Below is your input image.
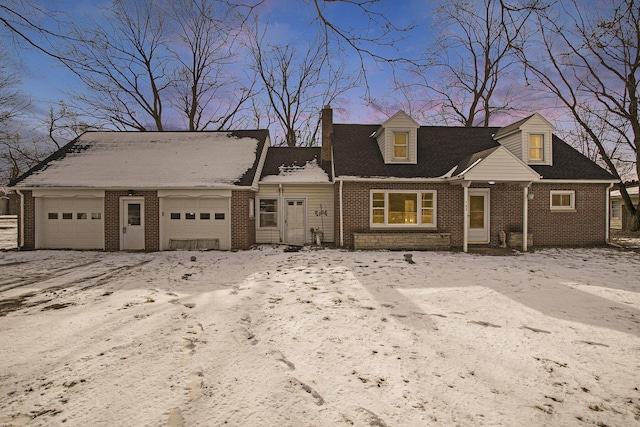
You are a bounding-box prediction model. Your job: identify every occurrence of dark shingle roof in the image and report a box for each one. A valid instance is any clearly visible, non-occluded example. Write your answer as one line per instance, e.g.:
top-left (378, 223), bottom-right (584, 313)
top-left (332, 124), bottom-right (614, 181)
top-left (530, 135), bottom-right (615, 180)
top-left (260, 147), bottom-right (331, 179)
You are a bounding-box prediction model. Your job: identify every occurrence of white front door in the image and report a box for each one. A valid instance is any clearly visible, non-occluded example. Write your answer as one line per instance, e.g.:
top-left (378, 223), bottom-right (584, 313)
top-left (121, 198), bottom-right (145, 250)
top-left (285, 199), bottom-right (306, 246)
top-left (468, 189), bottom-right (490, 243)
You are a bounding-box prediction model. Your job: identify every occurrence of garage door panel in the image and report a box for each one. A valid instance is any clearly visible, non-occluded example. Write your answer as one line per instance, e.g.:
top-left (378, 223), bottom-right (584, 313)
top-left (163, 198), bottom-right (230, 250)
top-left (40, 198), bottom-right (104, 249)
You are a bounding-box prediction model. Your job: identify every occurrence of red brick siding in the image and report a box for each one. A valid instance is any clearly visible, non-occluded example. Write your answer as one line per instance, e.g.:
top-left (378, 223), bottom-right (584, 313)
top-left (231, 191), bottom-right (256, 250)
top-left (335, 181), bottom-right (608, 249)
top-left (104, 191), bottom-right (159, 251)
top-left (16, 190), bottom-right (35, 250)
top-left (528, 183), bottom-right (607, 246)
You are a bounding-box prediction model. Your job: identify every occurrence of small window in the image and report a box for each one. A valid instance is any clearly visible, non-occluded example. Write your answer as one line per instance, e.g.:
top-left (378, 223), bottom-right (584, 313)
top-left (393, 132), bottom-right (408, 159)
top-left (91, 212), bottom-right (102, 220)
top-left (77, 213), bottom-right (87, 220)
top-left (611, 200), bottom-right (620, 219)
top-left (62, 213), bottom-right (73, 220)
top-left (200, 213), bottom-right (211, 220)
top-left (550, 190), bottom-right (575, 210)
top-left (185, 212), bottom-right (196, 220)
top-left (259, 199), bottom-right (278, 228)
top-left (529, 134), bottom-right (544, 161)
top-left (48, 213), bottom-right (59, 220)
top-left (170, 213), bottom-right (181, 220)
top-left (214, 213), bottom-right (225, 220)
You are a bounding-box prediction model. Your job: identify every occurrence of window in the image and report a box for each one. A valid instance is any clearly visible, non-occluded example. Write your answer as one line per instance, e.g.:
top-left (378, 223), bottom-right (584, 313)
top-left (550, 190), bottom-right (575, 210)
top-left (214, 213), bottom-right (225, 220)
top-left (91, 213), bottom-right (102, 220)
top-left (77, 213), bottom-right (87, 220)
top-left (200, 213), bottom-right (211, 220)
top-left (48, 213), bottom-right (58, 220)
top-left (529, 134), bottom-right (544, 161)
top-left (370, 191), bottom-right (436, 227)
top-left (259, 199), bottom-right (277, 228)
top-left (185, 212), bottom-right (196, 220)
top-left (611, 200), bottom-right (620, 219)
top-left (393, 132), bottom-right (408, 159)
top-left (62, 213), bottom-right (73, 220)
top-left (170, 213), bottom-right (181, 220)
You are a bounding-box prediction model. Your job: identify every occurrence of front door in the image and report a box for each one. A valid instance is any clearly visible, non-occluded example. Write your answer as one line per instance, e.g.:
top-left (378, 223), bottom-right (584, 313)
top-left (468, 189), bottom-right (489, 243)
top-left (285, 199), bottom-right (305, 246)
top-left (121, 198), bottom-right (145, 250)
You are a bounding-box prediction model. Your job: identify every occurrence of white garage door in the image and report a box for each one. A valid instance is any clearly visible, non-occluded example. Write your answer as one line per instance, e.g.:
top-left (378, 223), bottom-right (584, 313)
top-left (162, 198), bottom-right (230, 250)
top-left (39, 198), bottom-right (104, 249)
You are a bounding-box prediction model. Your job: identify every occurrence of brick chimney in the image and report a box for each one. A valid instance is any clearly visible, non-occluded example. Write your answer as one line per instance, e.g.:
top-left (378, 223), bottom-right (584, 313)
top-left (321, 105), bottom-right (333, 165)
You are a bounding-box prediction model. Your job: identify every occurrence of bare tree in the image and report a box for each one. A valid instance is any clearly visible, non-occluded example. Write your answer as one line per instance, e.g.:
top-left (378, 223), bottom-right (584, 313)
top-left (168, 0), bottom-right (256, 131)
top-left (247, 19), bottom-right (357, 146)
top-left (521, 0), bottom-right (640, 230)
top-left (402, 0), bottom-right (541, 127)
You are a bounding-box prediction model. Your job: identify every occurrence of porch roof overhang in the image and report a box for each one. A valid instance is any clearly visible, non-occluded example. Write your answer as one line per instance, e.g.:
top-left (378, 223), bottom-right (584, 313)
top-left (448, 146), bottom-right (541, 185)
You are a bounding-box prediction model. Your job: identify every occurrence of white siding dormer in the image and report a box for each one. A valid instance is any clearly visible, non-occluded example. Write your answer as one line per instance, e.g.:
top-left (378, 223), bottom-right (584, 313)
top-left (494, 113), bottom-right (554, 166)
top-left (377, 111), bottom-right (419, 164)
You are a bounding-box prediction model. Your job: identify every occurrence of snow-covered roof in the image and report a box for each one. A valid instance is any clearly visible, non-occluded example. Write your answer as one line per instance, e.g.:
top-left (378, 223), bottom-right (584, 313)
top-left (13, 131), bottom-right (267, 188)
top-left (261, 159), bottom-right (329, 183)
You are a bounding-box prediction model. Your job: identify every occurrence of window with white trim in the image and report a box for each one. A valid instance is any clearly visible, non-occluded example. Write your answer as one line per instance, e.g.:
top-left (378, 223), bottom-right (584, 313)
top-left (371, 190), bottom-right (436, 227)
top-left (259, 198), bottom-right (278, 228)
top-left (529, 134), bottom-right (544, 161)
top-left (393, 132), bottom-right (408, 159)
top-left (550, 190), bottom-right (575, 210)
top-left (611, 200), bottom-right (620, 219)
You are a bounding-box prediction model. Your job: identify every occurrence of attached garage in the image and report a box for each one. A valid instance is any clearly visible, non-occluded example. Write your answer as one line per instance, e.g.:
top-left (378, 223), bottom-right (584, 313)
top-left (35, 192), bottom-right (104, 249)
top-left (160, 193), bottom-right (231, 250)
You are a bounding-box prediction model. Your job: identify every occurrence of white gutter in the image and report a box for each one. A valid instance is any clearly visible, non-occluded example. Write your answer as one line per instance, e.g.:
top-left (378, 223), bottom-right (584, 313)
top-left (523, 185), bottom-right (530, 252)
top-left (16, 189), bottom-right (24, 249)
top-left (606, 183), bottom-right (614, 242)
top-left (339, 179), bottom-right (344, 248)
top-left (462, 183), bottom-right (469, 253)
top-left (279, 184), bottom-right (284, 243)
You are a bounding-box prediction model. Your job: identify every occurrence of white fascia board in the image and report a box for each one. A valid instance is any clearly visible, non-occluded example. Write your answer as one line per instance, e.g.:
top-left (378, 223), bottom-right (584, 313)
top-left (252, 136), bottom-right (271, 191)
top-left (334, 176), bottom-right (446, 183)
top-left (537, 179), bottom-right (619, 184)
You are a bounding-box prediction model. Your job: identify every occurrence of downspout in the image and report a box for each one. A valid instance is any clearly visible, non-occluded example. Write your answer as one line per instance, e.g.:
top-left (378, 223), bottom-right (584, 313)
top-left (279, 183), bottom-right (283, 243)
top-left (463, 183), bottom-right (469, 253)
top-left (339, 179), bottom-right (344, 248)
top-left (606, 183), bottom-right (614, 243)
top-left (16, 189), bottom-right (24, 249)
top-left (523, 185), bottom-right (529, 252)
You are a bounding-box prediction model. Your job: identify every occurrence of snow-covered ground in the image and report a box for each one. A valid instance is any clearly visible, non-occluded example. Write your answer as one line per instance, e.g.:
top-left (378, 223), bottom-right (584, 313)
top-left (1, 240), bottom-right (640, 426)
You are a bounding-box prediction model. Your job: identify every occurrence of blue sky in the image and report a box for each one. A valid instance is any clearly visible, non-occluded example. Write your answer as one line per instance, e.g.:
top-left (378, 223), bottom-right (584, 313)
top-left (8, 0), bottom-right (435, 126)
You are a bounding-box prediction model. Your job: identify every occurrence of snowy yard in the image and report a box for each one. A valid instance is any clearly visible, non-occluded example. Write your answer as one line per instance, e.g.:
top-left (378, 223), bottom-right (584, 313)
top-left (1, 228), bottom-right (640, 426)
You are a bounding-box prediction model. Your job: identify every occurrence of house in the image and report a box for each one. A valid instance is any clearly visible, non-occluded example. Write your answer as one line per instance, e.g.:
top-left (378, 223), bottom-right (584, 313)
top-left (325, 107), bottom-right (616, 251)
top-left (610, 182), bottom-right (639, 230)
top-left (10, 131), bottom-right (270, 251)
top-left (10, 107), bottom-right (616, 252)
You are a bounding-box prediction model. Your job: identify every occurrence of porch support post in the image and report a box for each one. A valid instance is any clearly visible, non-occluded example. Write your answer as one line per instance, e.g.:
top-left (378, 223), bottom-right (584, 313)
top-left (522, 183), bottom-right (531, 252)
top-left (462, 182), bottom-right (470, 253)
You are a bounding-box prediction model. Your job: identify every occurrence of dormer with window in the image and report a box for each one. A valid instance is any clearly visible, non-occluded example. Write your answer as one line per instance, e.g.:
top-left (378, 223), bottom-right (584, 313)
top-left (372, 110), bottom-right (419, 164)
top-left (494, 113), bottom-right (554, 166)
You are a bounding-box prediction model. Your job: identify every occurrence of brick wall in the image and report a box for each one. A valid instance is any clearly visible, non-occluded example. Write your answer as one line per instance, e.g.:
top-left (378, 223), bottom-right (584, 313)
top-left (105, 191), bottom-right (159, 251)
top-left (16, 190), bottom-right (35, 249)
top-left (528, 183), bottom-right (607, 246)
top-left (231, 190), bottom-right (256, 250)
top-left (335, 181), bottom-right (609, 249)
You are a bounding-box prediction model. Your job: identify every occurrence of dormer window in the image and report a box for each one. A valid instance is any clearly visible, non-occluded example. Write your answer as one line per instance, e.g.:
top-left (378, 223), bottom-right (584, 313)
top-left (394, 132), bottom-right (408, 159)
top-left (529, 134), bottom-right (544, 161)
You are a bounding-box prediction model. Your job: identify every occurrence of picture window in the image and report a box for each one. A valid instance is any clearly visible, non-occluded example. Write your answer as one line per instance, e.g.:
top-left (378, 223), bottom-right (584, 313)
top-left (371, 191), bottom-right (436, 227)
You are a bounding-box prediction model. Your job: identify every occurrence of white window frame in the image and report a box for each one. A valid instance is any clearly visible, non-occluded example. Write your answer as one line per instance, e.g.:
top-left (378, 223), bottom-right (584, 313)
top-left (529, 133), bottom-right (545, 162)
top-left (370, 190), bottom-right (437, 228)
top-left (393, 132), bottom-right (409, 160)
top-left (611, 200), bottom-right (620, 219)
top-left (550, 190), bottom-right (575, 211)
top-left (258, 197), bottom-right (278, 228)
